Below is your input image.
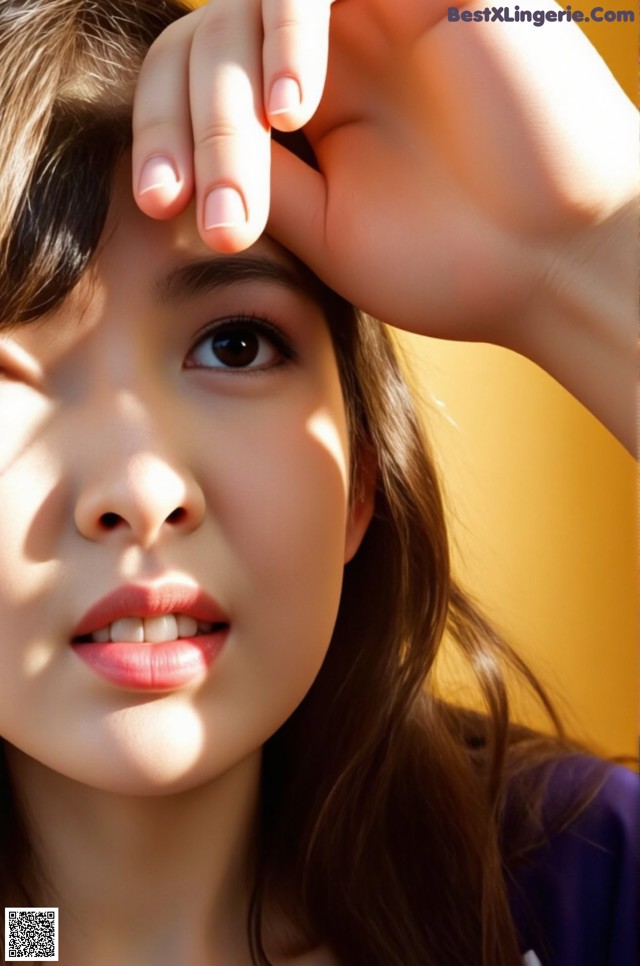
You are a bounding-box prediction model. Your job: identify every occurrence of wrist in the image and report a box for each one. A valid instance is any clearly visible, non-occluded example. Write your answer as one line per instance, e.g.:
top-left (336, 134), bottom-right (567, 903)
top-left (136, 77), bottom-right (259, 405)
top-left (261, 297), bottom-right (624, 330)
top-left (507, 199), bottom-right (637, 455)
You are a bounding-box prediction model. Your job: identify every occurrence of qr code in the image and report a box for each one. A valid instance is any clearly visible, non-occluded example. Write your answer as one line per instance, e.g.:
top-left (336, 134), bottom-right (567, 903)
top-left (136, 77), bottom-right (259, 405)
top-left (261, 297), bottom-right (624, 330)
top-left (4, 908), bottom-right (58, 961)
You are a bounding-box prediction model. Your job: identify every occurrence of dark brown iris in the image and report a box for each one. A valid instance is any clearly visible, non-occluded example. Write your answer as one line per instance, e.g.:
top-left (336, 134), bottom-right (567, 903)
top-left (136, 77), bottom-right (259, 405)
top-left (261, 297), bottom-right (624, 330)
top-left (212, 330), bottom-right (259, 368)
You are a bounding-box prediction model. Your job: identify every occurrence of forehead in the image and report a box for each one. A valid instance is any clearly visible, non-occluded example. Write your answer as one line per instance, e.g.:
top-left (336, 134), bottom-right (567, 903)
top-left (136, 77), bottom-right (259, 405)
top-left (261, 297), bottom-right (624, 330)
top-left (0, 162), bottom-right (326, 353)
top-left (97, 165), bottom-right (314, 304)
top-left (4, 164), bottom-right (339, 376)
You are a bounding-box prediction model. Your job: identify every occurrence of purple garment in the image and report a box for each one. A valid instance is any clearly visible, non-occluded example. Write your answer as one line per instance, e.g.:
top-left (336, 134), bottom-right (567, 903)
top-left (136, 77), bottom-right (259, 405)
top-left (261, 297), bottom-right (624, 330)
top-left (507, 759), bottom-right (639, 965)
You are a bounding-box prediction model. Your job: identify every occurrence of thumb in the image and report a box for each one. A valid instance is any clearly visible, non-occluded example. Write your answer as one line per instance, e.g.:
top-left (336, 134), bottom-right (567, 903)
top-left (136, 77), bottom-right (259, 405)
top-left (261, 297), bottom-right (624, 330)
top-left (267, 138), bottom-right (334, 285)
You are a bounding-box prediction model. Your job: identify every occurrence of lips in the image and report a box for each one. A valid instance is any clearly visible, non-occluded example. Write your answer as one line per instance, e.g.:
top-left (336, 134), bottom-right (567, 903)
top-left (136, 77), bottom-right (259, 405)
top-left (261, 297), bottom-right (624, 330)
top-left (71, 584), bottom-right (230, 691)
top-left (71, 583), bottom-right (229, 641)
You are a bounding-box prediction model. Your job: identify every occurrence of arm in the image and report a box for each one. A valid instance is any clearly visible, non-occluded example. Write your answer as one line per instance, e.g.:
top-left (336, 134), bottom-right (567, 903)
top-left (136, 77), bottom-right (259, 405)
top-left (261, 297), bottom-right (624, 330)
top-left (509, 200), bottom-right (636, 455)
top-left (132, 0), bottom-right (638, 452)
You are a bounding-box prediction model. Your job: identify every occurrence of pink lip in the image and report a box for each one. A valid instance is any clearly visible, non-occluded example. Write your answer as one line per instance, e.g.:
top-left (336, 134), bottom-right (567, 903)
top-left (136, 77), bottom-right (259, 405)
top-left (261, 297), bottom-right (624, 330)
top-left (73, 635), bottom-right (228, 691)
top-left (71, 583), bottom-right (229, 640)
top-left (71, 584), bottom-right (230, 692)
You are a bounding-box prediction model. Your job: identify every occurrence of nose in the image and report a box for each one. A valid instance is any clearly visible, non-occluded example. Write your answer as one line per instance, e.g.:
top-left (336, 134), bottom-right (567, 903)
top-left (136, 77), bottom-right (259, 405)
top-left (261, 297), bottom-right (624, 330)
top-left (73, 398), bottom-right (206, 549)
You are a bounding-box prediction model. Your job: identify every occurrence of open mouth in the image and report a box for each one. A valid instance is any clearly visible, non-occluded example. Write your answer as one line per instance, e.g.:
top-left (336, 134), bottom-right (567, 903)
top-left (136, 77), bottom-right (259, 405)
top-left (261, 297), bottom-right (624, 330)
top-left (73, 613), bottom-right (230, 645)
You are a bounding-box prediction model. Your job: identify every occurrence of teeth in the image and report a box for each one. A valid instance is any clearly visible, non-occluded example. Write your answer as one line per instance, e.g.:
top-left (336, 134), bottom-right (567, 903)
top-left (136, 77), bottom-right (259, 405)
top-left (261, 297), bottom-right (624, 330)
top-left (88, 613), bottom-right (217, 644)
top-left (143, 614), bottom-right (178, 643)
top-left (176, 615), bottom-right (198, 638)
top-left (110, 617), bottom-right (144, 643)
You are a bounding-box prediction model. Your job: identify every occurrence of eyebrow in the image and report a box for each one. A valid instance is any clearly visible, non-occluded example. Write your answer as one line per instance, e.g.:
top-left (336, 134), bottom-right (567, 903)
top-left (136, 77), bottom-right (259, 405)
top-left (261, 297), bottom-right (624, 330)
top-left (157, 254), bottom-right (321, 305)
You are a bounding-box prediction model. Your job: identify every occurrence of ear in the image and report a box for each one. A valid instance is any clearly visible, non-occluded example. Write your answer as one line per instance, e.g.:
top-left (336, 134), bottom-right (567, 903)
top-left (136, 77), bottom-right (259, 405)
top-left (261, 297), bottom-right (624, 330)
top-left (344, 446), bottom-right (377, 564)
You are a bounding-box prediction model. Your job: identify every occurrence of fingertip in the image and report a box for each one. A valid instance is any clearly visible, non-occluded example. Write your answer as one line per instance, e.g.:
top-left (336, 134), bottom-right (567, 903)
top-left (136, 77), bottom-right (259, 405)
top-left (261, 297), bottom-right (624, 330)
top-left (267, 75), bottom-right (301, 127)
top-left (135, 155), bottom-right (190, 219)
top-left (199, 185), bottom-right (265, 254)
top-left (203, 185), bottom-right (247, 230)
top-left (199, 229), bottom-right (258, 255)
top-left (199, 222), bottom-right (264, 254)
top-left (268, 75), bottom-right (319, 133)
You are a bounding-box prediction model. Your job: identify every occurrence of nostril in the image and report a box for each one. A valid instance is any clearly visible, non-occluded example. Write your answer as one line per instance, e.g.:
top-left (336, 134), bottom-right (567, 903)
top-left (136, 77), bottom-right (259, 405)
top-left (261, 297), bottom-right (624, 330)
top-left (99, 512), bottom-right (122, 530)
top-left (96, 508), bottom-right (186, 532)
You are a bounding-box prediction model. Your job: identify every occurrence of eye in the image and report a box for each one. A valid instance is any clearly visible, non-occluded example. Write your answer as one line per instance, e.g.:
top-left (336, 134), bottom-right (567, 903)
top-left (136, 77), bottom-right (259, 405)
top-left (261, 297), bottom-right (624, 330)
top-left (185, 318), bottom-right (293, 372)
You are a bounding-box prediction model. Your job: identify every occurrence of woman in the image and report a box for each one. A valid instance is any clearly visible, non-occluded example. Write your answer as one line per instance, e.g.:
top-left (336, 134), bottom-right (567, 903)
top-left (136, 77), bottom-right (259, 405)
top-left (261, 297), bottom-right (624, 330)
top-left (0, 1), bottom-right (636, 964)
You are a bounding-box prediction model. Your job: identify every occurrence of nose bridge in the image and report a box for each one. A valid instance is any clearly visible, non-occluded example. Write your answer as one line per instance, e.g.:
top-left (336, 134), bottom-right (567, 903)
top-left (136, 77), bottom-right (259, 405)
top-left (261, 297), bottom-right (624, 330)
top-left (94, 383), bottom-right (180, 472)
top-left (74, 384), bottom-right (205, 546)
top-left (108, 386), bottom-right (170, 454)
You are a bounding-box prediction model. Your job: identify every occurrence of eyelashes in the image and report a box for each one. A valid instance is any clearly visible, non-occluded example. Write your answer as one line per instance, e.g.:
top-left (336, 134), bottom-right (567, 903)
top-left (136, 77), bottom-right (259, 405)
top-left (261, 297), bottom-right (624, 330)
top-left (184, 315), bottom-right (298, 373)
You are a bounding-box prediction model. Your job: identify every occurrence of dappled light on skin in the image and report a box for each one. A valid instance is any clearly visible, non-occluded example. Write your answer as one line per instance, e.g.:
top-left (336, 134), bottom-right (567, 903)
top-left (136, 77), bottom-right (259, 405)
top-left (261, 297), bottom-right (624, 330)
top-left (0, 444), bottom-right (63, 663)
top-left (0, 381), bottom-right (52, 478)
top-left (0, 408), bottom-right (67, 701)
top-left (0, 548), bottom-right (62, 616)
top-left (305, 407), bottom-right (349, 497)
top-left (0, 170), bottom-right (359, 815)
top-left (101, 697), bottom-right (207, 792)
top-left (21, 637), bottom-right (59, 678)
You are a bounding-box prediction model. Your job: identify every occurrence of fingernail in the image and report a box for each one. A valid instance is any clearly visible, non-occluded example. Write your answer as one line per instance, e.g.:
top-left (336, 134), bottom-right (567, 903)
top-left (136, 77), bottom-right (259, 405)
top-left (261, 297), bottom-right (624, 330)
top-left (138, 156), bottom-right (180, 196)
top-left (268, 76), bottom-right (302, 116)
top-left (204, 186), bottom-right (247, 230)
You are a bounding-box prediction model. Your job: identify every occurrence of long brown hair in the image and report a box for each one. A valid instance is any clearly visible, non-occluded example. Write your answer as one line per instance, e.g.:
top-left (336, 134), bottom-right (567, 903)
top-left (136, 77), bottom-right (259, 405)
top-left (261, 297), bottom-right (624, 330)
top-left (0, 2), bottom-right (607, 963)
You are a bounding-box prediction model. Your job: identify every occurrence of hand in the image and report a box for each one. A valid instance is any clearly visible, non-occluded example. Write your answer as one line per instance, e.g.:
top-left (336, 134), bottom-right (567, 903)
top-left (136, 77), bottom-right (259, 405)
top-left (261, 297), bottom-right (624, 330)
top-left (133, 0), bottom-right (334, 252)
top-left (133, 0), bottom-right (637, 448)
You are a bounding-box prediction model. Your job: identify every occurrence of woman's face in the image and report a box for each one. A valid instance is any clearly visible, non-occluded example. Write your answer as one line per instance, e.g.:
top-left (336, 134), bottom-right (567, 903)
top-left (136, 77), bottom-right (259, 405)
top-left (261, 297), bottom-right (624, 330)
top-left (0, 171), bottom-right (372, 795)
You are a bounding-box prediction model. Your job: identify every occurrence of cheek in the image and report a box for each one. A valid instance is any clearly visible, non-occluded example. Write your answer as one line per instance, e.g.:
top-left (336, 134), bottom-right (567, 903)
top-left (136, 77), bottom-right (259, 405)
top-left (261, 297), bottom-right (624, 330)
top-left (196, 385), bottom-right (351, 689)
top-left (213, 400), bottom-right (349, 608)
top-left (0, 445), bottom-right (70, 747)
top-left (0, 424), bottom-right (67, 606)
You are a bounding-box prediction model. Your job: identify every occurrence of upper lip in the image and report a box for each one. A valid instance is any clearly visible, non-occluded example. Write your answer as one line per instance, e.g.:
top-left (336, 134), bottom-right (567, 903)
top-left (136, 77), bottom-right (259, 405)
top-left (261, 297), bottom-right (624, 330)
top-left (71, 583), bottom-right (230, 640)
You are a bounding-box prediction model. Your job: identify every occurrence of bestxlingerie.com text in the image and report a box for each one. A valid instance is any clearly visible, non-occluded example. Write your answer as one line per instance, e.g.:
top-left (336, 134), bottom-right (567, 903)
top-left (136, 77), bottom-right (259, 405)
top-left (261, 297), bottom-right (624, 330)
top-left (447, 5), bottom-right (635, 24)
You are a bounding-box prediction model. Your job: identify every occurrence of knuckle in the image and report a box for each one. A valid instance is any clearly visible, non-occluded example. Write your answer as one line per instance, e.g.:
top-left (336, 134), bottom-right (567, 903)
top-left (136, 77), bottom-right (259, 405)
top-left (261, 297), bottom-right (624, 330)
top-left (133, 115), bottom-right (181, 140)
top-left (195, 126), bottom-right (240, 156)
top-left (198, 6), bottom-right (235, 37)
top-left (270, 15), bottom-right (305, 32)
top-left (264, 0), bottom-right (329, 32)
top-left (197, 0), bottom-right (252, 43)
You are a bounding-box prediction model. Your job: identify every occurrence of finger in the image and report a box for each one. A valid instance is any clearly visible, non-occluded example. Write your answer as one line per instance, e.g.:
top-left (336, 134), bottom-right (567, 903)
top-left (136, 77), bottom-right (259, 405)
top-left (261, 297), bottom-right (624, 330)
top-left (189, 0), bottom-right (270, 253)
top-left (268, 139), bottom-right (332, 281)
top-left (132, 10), bottom-right (203, 220)
top-left (262, 0), bottom-right (334, 133)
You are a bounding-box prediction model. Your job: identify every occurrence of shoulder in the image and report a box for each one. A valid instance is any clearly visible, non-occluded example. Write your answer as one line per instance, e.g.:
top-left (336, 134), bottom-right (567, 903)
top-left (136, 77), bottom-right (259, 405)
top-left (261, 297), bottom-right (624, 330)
top-left (506, 757), bottom-right (638, 966)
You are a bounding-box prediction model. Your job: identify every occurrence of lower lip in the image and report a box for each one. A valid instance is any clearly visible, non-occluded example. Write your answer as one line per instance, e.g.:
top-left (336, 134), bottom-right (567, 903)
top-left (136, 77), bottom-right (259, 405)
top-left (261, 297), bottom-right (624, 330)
top-left (72, 632), bottom-right (228, 691)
